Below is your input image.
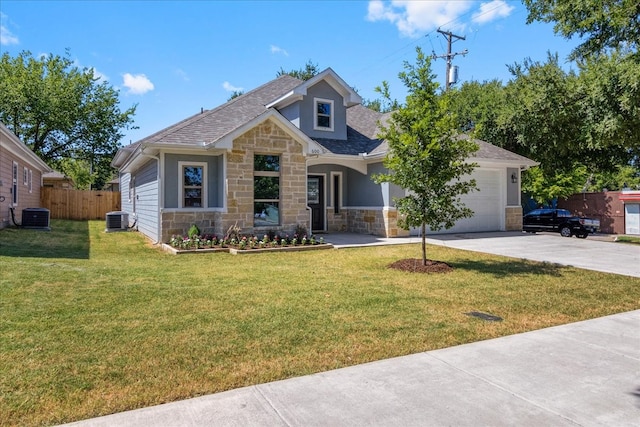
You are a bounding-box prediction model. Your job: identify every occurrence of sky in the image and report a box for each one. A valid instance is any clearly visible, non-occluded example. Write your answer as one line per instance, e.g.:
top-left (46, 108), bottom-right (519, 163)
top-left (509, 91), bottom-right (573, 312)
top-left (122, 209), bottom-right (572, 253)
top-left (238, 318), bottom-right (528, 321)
top-left (0, 0), bottom-right (581, 146)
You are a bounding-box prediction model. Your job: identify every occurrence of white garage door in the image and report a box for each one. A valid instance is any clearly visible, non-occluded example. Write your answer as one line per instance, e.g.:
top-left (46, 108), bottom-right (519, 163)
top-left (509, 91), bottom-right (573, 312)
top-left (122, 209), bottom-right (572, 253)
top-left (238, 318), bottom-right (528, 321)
top-left (411, 169), bottom-right (502, 235)
top-left (625, 203), bottom-right (640, 235)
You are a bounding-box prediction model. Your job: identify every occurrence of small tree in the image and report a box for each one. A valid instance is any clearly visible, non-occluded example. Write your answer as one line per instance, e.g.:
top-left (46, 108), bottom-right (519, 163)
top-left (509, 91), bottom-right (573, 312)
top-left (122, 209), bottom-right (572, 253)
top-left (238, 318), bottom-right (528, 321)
top-left (373, 48), bottom-right (479, 266)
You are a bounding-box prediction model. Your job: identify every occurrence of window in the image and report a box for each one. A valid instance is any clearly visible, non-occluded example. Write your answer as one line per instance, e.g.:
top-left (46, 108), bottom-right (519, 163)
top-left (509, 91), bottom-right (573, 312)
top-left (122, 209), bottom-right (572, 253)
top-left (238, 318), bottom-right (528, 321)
top-left (314, 98), bottom-right (334, 131)
top-left (254, 154), bottom-right (280, 226)
top-left (332, 172), bottom-right (341, 214)
top-left (28, 169), bottom-right (33, 193)
top-left (23, 167), bottom-right (28, 185)
top-left (12, 162), bottom-right (18, 205)
top-left (178, 162), bottom-right (207, 208)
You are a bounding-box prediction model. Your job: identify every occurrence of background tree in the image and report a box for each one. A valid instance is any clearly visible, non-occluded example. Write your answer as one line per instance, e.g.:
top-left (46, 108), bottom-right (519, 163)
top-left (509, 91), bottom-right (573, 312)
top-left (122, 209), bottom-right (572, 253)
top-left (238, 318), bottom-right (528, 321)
top-left (0, 51), bottom-right (136, 189)
top-left (523, 0), bottom-right (640, 61)
top-left (374, 48), bottom-right (478, 266)
top-left (227, 90), bottom-right (244, 101)
top-left (277, 60), bottom-right (320, 81)
top-left (448, 79), bottom-right (506, 143)
top-left (58, 158), bottom-right (95, 190)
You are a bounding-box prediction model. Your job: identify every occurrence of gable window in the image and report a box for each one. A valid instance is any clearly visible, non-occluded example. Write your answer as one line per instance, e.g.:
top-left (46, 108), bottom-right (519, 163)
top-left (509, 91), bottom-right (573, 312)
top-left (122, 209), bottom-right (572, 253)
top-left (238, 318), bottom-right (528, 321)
top-left (314, 98), bottom-right (334, 131)
top-left (12, 162), bottom-right (18, 205)
top-left (178, 161), bottom-right (207, 208)
top-left (254, 154), bottom-right (280, 226)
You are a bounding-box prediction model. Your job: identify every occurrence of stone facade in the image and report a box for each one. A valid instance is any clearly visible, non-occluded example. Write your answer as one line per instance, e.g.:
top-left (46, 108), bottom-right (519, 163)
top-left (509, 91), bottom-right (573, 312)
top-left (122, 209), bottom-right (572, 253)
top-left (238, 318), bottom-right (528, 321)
top-left (161, 210), bottom-right (222, 242)
top-left (222, 119), bottom-right (309, 236)
top-left (505, 206), bottom-right (523, 231)
top-left (326, 207), bottom-right (408, 237)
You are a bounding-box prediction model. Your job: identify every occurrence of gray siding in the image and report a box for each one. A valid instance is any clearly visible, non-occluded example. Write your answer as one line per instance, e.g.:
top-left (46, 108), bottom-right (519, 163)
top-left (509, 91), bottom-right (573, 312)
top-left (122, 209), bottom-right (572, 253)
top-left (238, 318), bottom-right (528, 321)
top-left (120, 172), bottom-right (133, 219)
top-left (164, 154), bottom-right (223, 208)
top-left (347, 163), bottom-right (385, 206)
top-left (279, 103), bottom-right (300, 128)
top-left (298, 81), bottom-right (347, 140)
top-left (133, 159), bottom-right (159, 242)
top-left (507, 167), bottom-right (519, 205)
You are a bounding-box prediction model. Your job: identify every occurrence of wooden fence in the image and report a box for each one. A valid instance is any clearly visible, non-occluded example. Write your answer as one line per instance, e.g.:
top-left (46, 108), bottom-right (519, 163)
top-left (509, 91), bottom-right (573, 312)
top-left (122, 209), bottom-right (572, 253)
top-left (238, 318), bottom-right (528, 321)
top-left (41, 188), bottom-right (121, 220)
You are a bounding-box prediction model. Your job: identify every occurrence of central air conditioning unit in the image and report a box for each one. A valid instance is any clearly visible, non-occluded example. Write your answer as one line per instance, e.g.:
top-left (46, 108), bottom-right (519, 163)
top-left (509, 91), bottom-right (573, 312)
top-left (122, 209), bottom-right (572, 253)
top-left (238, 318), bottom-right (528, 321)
top-left (22, 208), bottom-right (51, 230)
top-left (105, 211), bottom-right (129, 232)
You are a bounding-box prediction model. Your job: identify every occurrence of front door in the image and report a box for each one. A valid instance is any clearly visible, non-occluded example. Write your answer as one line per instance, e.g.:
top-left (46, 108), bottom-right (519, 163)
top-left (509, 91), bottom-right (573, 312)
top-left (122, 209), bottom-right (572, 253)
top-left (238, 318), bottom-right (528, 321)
top-left (308, 176), bottom-right (324, 232)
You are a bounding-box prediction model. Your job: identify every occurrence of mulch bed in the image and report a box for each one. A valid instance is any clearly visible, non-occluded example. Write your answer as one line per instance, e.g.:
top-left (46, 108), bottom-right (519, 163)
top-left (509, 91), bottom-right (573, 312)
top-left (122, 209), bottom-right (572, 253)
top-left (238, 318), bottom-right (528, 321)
top-left (388, 258), bottom-right (454, 274)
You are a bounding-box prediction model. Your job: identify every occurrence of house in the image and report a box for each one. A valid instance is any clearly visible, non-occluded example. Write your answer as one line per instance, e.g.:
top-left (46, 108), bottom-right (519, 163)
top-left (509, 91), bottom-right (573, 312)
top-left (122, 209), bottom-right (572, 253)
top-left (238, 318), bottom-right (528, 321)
top-left (0, 122), bottom-right (52, 229)
top-left (112, 69), bottom-right (537, 243)
top-left (104, 177), bottom-right (120, 192)
top-left (43, 170), bottom-right (75, 189)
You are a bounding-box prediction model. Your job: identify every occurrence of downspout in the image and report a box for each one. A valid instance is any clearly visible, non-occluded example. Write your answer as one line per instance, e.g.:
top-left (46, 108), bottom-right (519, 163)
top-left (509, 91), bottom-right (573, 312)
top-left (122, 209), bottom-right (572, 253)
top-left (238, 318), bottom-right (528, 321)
top-left (139, 151), bottom-right (162, 244)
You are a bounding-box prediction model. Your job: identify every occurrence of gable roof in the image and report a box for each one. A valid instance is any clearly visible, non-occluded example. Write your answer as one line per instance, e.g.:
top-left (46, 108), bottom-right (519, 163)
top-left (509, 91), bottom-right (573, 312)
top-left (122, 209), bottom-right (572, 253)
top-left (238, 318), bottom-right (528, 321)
top-left (135, 74), bottom-right (303, 147)
top-left (266, 68), bottom-right (361, 109)
top-left (0, 122), bottom-right (52, 172)
top-left (114, 69), bottom-right (536, 170)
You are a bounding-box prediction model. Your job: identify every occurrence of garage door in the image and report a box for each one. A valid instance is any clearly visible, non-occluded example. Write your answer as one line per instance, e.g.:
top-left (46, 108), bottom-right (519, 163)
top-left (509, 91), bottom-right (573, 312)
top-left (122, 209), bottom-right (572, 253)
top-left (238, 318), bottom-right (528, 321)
top-left (625, 203), bottom-right (639, 235)
top-left (411, 169), bottom-right (502, 235)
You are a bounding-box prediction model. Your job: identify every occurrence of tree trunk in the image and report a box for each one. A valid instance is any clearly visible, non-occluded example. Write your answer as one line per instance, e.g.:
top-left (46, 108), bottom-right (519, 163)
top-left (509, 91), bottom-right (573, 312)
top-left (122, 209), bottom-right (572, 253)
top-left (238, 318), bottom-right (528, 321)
top-left (421, 223), bottom-right (427, 266)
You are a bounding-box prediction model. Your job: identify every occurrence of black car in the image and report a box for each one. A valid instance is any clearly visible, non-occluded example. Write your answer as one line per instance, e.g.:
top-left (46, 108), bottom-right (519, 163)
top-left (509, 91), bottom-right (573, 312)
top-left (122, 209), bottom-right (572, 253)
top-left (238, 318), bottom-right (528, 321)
top-left (523, 208), bottom-right (600, 238)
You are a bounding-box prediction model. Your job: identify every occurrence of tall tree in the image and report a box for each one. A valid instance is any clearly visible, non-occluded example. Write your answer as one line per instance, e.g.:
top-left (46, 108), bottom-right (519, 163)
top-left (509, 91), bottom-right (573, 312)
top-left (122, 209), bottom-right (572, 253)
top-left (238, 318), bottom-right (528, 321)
top-left (501, 53), bottom-right (582, 174)
top-left (374, 48), bottom-right (478, 266)
top-left (0, 51), bottom-right (136, 189)
top-left (448, 79), bottom-right (506, 144)
top-left (277, 60), bottom-right (320, 81)
top-left (523, 0), bottom-right (640, 61)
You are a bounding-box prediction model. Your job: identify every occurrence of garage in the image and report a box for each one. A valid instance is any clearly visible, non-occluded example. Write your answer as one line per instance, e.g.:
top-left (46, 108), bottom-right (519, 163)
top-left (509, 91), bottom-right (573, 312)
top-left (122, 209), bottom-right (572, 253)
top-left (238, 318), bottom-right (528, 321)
top-left (411, 168), bottom-right (503, 235)
top-left (620, 191), bottom-right (640, 235)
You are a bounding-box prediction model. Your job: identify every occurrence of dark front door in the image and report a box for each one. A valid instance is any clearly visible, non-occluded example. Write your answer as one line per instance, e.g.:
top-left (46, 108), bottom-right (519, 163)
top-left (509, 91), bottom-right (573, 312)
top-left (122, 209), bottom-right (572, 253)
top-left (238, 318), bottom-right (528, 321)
top-left (308, 176), bottom-right (324, 232)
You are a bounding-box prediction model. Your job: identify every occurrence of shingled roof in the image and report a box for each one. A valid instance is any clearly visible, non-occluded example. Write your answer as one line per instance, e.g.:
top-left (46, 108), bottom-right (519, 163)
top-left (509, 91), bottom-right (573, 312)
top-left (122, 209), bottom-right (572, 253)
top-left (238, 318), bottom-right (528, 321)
top-left (126, 72), bottom-right (535, 167)
top-left (135, 74), bottom-right (303, 146)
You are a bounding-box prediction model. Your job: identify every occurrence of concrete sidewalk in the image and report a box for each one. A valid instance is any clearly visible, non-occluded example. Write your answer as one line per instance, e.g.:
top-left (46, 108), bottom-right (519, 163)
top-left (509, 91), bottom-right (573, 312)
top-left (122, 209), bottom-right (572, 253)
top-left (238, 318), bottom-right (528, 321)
top-left (63, 310), bottom-right (640, 427)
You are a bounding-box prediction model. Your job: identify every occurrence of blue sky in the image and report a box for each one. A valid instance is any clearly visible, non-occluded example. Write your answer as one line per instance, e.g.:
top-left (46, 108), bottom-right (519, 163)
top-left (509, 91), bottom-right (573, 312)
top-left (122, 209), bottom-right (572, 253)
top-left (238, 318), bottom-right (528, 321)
top-left (1, 0), bottom-right (580, 146)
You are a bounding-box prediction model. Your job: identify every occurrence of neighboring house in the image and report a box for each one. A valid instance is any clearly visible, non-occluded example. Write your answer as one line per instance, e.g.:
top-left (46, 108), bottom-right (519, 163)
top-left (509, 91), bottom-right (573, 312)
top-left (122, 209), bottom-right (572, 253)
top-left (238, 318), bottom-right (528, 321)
top-left (0, 122), bottom-right (52, 229)
top-left (557, 190), bottom-right (640, 235)
top-left (112, 68), bottom-right (537, 243)
top-left (43, 170), bottom-right (75, 189)
top-left (105, 177), bottom-right (120, 192)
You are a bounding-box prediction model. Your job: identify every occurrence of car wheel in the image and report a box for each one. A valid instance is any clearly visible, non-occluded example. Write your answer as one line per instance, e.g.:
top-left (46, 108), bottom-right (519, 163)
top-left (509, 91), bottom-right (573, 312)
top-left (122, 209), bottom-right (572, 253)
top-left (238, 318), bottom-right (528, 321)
top-left (560, 226), bottom-right (572, 237)
top-left (577, 233), bottom-right (588, 239)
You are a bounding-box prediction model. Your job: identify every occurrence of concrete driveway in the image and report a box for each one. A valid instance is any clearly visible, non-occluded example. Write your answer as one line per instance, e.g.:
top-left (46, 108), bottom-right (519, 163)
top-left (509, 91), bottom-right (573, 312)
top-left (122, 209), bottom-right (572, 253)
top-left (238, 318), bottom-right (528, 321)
top-left (326, 232), bottom-right (640, 278)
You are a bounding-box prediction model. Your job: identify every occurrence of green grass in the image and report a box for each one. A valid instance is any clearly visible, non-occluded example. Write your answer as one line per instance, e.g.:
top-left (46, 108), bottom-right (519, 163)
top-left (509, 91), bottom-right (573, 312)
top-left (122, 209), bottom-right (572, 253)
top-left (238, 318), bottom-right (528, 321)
top-left (1, 220), bottom-right (639, 426)
top-left (616, 235), bottom-right (640, 245)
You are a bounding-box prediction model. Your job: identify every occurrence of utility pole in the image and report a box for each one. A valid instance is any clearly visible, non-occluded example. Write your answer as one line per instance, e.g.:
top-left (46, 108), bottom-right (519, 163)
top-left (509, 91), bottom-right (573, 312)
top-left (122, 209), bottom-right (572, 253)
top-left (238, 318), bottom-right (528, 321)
top-left (432, 28), bottom-right (468, 90)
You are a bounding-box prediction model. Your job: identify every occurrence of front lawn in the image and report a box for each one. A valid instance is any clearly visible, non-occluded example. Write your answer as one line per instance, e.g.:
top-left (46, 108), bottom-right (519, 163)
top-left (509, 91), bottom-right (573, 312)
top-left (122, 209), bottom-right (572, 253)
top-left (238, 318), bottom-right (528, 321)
top-left (1, 220), bottom-right (639, 426)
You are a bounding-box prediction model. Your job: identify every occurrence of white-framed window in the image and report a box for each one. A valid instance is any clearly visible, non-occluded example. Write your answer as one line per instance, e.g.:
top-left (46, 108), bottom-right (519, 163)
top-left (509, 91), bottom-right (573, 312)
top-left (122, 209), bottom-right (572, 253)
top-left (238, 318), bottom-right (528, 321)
top-left (23, 167), bottom-right (28, 185)
top-left (314, 97), bottom-right (334, 131)
top-left (178, 161), bottom-right (207, 208)
top-left (28, 169), bottom-right (33, 193)
top-left (12, 162), bottom-right (19, 205)
top-left (254, 154), bottom-right (280, 226)
top-left (331, 171), bottom-right (343, 214)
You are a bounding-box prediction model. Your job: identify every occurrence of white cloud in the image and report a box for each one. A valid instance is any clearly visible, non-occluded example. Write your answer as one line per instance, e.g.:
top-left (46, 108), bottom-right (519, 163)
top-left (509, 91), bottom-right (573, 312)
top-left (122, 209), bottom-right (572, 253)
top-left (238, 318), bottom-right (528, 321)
top-left (222, 81), bottom-right (244, 92)
top-left (122, 73), bottom-right (154, 95)
top-left (472, 0), bottom-right (514, 24)
top-left (270, 45), bottom-right (289, 56)
top-left (367, 0), bottom-right (473, 38)
top-left (0, 13), bottom-right (19, 45)
top-left (175, 68), bottom-right (190, 82)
